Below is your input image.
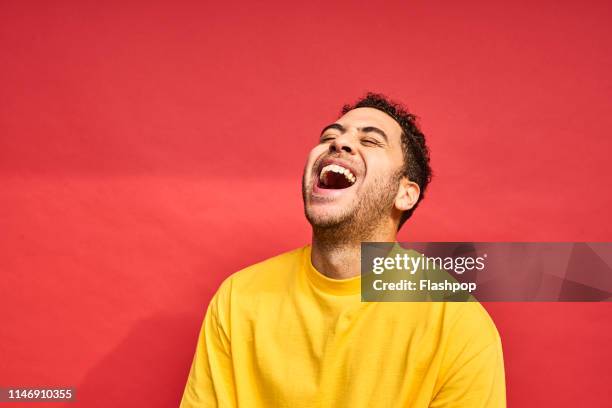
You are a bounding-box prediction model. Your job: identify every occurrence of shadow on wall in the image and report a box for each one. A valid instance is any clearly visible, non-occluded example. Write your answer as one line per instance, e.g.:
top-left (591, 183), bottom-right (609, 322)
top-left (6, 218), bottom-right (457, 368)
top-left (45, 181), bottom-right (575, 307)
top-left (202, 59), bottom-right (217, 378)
top-left (76, 314), bottom-right (201, 408)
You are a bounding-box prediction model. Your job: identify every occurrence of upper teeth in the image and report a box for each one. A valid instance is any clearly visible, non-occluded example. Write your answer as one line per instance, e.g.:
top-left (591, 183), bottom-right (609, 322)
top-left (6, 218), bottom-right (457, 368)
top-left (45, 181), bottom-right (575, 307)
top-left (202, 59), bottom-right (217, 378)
top-left (320, 164), bottom-right (356, 184)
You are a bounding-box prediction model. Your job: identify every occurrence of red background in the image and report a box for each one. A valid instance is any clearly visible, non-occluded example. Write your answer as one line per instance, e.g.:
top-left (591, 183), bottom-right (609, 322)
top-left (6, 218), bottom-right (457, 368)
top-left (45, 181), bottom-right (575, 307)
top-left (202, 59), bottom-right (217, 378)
top-left (1, 0), bottom-right (612, 406)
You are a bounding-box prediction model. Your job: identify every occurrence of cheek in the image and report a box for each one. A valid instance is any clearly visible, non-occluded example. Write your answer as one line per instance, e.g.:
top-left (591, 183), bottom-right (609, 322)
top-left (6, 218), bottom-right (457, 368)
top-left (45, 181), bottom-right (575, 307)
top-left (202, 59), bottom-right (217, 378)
top-left (389, 148), bottom-right (406, 173)
top-left (305, 146), bottom-right (326, 172)
top-left (364, 156), bottom-right (399, 185)
top-left (372, 150), bottom-right (403, 173)
top-left (364, 153), bottom-right (388, 175)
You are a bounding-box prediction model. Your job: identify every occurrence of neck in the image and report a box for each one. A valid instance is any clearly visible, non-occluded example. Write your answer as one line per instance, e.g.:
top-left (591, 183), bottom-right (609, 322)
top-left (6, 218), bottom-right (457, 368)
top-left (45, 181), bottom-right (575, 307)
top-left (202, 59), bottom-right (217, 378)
top-left (311, 221), bottom-right (397, 280)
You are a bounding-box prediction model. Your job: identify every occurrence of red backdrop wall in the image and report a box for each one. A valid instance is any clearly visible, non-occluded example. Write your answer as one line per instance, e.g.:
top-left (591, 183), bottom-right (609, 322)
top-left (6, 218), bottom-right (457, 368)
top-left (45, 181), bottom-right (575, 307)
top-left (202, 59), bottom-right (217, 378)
top-left (1, 0), bottom-right (611, 407)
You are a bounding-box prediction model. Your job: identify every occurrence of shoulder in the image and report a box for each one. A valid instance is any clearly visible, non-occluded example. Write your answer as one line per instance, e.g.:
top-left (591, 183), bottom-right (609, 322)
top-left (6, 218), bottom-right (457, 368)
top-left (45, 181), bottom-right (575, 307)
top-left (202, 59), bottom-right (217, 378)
top-left (445, 302), bottom-right (500, 343)
top-left (438, 302), bottom-right (503, 366)
top-left (215, 245), bottom-right (309, 298)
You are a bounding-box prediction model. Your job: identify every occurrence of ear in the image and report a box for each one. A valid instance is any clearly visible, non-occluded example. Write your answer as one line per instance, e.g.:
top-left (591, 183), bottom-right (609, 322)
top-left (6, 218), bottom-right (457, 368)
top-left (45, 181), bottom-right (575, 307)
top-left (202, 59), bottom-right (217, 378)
top-left (394, 176), bottom-right (420, 212)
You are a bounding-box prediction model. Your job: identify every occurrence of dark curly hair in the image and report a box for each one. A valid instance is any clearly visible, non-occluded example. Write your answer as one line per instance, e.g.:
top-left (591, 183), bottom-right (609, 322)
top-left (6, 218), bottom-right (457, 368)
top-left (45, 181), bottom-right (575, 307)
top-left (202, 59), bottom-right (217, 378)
top-left (341, 92), bottom-right (432, 230)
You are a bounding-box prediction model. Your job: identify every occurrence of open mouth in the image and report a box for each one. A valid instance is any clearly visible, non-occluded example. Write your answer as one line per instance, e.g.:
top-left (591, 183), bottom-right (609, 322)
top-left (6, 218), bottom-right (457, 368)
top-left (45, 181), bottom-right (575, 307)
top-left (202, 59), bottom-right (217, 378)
top-left (317, 164), bottom-right (357, 190)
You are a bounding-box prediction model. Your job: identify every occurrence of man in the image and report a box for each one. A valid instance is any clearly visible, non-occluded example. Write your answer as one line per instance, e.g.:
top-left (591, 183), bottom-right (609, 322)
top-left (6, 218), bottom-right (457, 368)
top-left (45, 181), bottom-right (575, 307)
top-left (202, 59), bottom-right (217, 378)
top-left (180, 93), bottom-right (506, 407)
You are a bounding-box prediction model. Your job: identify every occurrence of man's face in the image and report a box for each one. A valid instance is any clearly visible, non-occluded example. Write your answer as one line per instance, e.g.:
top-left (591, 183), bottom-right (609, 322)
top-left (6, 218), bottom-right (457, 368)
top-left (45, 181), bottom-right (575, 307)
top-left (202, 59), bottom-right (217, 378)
top-left (302, 107), bottom-right (406, 231)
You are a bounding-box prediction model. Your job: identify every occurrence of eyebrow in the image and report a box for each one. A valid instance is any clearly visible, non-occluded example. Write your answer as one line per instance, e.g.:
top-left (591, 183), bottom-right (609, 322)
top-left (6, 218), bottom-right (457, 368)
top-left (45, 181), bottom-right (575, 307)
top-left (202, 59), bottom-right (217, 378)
top-left (320, 123), bottom-right (388, 142)
top-left (361, 126), bottom-right (388, 142)
top-left (320, 123), bottom-right (346, 135)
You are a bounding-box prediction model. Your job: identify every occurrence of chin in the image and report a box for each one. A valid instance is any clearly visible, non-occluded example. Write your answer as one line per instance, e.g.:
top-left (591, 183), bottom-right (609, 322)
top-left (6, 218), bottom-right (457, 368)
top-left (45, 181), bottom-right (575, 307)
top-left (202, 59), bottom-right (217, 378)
top-left (305, 206), bottom-right (350, 228)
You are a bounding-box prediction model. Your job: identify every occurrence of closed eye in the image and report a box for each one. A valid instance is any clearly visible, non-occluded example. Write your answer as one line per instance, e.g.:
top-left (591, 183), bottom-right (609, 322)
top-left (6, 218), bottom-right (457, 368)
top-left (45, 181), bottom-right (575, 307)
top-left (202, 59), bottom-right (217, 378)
top-left (320, 135), bottom-right (336, 143)
top-left (361, 137), bottom-right (382, 147)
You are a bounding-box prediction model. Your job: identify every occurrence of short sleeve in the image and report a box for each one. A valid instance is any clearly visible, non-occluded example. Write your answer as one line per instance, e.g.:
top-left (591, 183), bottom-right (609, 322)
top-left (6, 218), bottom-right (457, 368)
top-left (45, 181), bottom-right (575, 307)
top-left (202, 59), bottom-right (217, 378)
top-left (430, 303), bottom-right (506, 408)
top-left (180, 278), bottom-right (236, 408)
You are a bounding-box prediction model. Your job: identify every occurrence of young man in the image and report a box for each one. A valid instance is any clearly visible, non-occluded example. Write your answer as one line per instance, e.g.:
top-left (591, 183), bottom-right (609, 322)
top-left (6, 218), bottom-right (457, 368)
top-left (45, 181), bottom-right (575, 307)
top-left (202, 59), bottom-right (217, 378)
top-left (180, 93), bottom-right (506, 407)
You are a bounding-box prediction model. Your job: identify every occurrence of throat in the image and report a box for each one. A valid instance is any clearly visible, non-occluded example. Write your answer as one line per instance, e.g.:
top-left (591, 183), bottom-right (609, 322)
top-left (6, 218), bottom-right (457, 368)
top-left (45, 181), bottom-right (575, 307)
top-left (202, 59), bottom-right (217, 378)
top-left (311, 219), bottom-right (399, 279)
top-left (310, 239), bottom-right (362, 280)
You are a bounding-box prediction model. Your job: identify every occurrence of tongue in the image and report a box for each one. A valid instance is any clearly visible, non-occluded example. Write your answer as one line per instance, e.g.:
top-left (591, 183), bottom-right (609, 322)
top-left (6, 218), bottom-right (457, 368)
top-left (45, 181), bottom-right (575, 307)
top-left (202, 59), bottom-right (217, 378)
top-left (320, 172), bottom-right (353, 189)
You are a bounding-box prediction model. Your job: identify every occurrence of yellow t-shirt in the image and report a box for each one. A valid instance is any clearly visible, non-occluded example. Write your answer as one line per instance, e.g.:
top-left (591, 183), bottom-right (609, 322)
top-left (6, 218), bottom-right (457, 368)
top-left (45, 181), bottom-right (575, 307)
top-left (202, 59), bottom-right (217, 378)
top-left (180, 246), bottom-right (506, 407)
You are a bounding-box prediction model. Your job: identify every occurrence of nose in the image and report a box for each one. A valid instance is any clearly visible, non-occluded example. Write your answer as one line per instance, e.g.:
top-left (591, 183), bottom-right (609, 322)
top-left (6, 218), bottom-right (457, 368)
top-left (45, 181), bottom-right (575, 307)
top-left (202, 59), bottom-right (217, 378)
top-left (329, 134), bottom-right (356, 155)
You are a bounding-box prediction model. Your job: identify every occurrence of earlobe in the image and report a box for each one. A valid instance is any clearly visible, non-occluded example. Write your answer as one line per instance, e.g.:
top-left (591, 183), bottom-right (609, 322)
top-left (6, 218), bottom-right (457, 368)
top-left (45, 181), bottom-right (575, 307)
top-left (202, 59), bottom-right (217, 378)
top-left (395, 177), bottom-right (420, 211)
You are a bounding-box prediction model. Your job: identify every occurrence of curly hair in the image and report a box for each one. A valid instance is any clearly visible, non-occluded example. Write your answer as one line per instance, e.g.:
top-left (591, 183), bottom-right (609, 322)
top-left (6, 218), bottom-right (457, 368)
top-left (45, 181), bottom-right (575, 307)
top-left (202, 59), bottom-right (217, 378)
top-left (341, 92), bottom-right (432, 230)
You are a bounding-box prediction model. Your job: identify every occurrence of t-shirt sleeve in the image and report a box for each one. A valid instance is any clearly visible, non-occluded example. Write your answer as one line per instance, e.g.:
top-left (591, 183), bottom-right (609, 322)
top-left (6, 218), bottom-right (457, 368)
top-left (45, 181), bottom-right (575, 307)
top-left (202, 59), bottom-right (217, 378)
top-left (429, 303), bottom-right (506, 408)
top-left (180, 278), bottom-right (236, 408)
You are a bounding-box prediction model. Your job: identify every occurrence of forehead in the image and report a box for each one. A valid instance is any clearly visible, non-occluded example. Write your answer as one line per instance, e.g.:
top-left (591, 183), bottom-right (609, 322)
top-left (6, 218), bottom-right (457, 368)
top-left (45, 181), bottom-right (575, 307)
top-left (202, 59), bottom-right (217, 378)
top-left (337, 107), bottom-right (403, 141)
